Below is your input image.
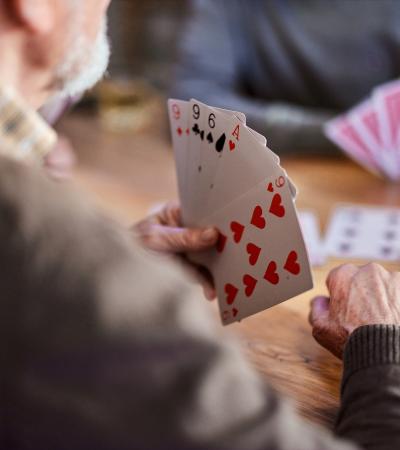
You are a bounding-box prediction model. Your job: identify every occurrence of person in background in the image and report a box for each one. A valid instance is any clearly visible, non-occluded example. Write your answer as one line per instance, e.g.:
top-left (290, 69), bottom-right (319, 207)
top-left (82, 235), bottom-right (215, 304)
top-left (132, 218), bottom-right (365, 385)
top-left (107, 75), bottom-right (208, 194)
top-left (1, 1), bottom-right (400, 449)
top-left (172, 0), bottom-right (400, 154)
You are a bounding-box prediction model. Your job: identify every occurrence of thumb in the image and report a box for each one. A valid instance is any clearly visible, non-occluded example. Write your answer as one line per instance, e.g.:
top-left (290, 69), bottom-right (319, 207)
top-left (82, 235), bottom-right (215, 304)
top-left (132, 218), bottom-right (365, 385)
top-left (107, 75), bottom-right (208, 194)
top-left (144, 224), bottom-right (218, 253)
top-left (309, 296), bottom-right (330, 327)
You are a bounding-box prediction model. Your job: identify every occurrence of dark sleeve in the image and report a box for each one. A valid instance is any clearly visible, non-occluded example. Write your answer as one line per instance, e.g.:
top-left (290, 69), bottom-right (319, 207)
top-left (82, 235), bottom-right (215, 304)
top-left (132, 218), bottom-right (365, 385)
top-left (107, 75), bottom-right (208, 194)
top-left (171, 0), bottom-right (339, 155)
top-left (0, 157), bottom-right (359, 450)
top-left (336, 325), bottom-right (400, 450)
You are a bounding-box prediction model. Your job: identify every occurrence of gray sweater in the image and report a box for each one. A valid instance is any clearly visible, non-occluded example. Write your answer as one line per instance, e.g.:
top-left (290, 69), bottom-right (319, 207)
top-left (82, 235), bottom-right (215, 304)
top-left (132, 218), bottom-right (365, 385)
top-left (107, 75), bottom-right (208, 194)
top-left (172, 0), bottom-right (400, 154)
top-left (1, 157), bottom-right (400, 449)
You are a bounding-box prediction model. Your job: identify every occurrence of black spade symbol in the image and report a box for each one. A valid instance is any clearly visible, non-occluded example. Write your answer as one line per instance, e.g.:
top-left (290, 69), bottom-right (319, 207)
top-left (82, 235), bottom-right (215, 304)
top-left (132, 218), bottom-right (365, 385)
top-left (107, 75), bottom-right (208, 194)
top-left (215, 133), bottom-right (226, 152)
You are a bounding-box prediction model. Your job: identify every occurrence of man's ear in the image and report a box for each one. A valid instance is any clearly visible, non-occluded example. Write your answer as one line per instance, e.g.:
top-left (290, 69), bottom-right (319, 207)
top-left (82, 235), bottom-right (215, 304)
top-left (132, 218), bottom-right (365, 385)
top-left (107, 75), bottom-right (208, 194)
top-left (10, 0), bottom-right (55, 34)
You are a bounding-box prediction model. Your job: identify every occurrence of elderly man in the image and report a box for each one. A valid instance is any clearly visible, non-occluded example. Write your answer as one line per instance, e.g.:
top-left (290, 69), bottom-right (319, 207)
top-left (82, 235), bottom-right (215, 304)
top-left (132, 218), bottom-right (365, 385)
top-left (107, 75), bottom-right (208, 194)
top-left (1, 1), bottom-right (400, 450)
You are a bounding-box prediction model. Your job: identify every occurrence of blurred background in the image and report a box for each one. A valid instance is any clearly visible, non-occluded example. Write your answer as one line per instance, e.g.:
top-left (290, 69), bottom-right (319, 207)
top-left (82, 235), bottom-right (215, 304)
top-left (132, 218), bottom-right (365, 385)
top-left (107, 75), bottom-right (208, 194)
top-left (75, 0), bottom-right (188, 135)
top-left (108, 0), bottom-right (187, 90)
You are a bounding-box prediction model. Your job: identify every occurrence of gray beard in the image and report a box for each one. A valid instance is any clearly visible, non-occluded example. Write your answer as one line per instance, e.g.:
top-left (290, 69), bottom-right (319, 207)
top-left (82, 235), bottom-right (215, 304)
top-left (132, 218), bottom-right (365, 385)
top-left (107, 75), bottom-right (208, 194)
top-left (52, 18), bottom-right (110, 99)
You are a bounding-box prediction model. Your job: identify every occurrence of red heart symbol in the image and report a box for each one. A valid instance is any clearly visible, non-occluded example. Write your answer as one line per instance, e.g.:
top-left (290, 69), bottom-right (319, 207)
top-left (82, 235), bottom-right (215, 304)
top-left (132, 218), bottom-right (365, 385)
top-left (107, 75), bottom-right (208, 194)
top-left (250, 205), bottom-right (266, 229)
top-left (243, 274), bottom-right (258, 297)
top-left (246, 243), bottom-right (261, 265)
top-left (284, 251), bottom-right (301, 275)
top-left (230, 221), bottom-right (245, 243)
top-left (224, 283), bottom-right (238, 305)
top-left (269, 194), bottom-right (285, 218)
top-left (229, 140), bottom-right (236, 151)
top-left (216, 232), bottom-right (227, 253)
top-left (232, 308), bottom-right (239, 317)
top-left (177, 127), bottom-right (182, 136)
top-left (263, 261), bottom-right (279, 285)
top-left (267, 182), bottom-right (274, 192)
top-left (186, 128), bottom-right (190, 135)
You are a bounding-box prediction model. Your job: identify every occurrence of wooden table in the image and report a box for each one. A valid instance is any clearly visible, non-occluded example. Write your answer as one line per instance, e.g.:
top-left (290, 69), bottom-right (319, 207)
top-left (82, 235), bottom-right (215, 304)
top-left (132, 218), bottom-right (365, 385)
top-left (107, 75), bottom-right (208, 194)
top-left (58, 112), bottom-right (400, 428)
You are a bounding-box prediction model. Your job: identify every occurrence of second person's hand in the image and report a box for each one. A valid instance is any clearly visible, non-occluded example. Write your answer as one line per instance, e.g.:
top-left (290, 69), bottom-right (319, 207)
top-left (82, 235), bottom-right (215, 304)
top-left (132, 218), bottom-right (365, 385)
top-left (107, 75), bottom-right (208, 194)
top-left (309, 263), bottom-right (400, 358)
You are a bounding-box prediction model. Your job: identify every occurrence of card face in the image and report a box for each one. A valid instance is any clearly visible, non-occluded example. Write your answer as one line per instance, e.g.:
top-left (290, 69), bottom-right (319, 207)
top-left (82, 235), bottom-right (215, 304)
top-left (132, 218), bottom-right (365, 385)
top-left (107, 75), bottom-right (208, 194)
top-left (198, 172), bottom-right (313, 325)
top-left (202, 114), bottom-right (281, 219)
top-left (324, 205), bottom-right (400, 261)
top-left (167, 99), bottom-right (190, 216)
top-left (189, 102), bottom-right (247, 223)
top-left (298, 210), bottom-right (326, 266)
top-left (185, 99), bottom-right (207, 224)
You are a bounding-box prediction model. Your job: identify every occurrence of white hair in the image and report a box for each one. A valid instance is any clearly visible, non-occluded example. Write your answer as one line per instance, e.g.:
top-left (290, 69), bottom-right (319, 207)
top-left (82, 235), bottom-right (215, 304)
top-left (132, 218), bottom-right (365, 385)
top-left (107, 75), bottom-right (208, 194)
top-left (53, 17), bottom-right (110, 98)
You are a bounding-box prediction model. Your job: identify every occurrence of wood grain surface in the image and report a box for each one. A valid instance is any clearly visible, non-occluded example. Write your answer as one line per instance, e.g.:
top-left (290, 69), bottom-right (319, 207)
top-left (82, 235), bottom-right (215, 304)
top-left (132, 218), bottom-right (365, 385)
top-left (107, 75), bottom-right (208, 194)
top-left (58, 112), bottom-right (400, 429)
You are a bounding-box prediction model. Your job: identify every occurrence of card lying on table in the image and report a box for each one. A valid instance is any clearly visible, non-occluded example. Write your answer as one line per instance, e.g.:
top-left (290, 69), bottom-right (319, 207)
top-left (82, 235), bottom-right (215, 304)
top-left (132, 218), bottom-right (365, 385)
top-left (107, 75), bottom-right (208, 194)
top-left (168, 99), bottom-right (313, 325)
top-left (324, 204), bottom-right (400, 262)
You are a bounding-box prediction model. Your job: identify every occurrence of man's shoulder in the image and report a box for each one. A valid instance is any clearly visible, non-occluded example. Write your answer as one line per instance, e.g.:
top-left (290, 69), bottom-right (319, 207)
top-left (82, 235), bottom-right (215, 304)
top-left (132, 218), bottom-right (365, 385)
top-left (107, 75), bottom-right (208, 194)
top-left (0, 154), bottom-right (194, 325)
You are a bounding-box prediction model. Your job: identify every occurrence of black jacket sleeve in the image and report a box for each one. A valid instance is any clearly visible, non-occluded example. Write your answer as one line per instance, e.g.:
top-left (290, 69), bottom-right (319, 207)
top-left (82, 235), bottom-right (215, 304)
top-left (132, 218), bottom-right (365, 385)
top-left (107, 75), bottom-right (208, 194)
top-left (336, 325), bottom-right (400, 450)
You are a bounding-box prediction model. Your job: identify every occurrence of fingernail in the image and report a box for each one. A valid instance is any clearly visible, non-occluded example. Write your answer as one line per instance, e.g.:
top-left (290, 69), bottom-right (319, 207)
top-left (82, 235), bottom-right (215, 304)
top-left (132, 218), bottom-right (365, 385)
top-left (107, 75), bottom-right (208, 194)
top-left (201, 228), bottom-right (217, 243)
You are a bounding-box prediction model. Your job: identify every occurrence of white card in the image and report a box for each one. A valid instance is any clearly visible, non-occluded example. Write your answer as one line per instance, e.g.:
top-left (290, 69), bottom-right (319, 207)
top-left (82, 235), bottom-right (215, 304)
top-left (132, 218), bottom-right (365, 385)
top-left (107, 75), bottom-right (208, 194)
top-left (202, 111), bottom-right (281, 219)
top-left (197, 172), bottom-right (313, 325)
top-left (324, 204), bottom-right (400, 261)
top-left (298, 210), bottom-right (326, 266)
top-left (167, 99), bottom-right (190, 218)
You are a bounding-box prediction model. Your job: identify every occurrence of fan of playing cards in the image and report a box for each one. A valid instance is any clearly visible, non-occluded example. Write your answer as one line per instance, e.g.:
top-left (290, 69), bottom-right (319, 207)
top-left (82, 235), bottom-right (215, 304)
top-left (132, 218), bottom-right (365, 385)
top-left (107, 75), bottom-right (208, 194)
top-left (168, 99), bottom-right (313, 325)
top-left (325, 80), bottom-right (400, 180)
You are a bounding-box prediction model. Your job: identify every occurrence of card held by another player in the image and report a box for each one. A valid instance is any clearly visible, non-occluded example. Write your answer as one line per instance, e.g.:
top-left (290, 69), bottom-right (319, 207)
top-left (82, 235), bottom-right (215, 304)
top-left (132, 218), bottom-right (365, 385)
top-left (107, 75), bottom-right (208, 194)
top-left (168, 98), bottom-right (313, 325)
top-left (325, 79), bottom-right (400, 180)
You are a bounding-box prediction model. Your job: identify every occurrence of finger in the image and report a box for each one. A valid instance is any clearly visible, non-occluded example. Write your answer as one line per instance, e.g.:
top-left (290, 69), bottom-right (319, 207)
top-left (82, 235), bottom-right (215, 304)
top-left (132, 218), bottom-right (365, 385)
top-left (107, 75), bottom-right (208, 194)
top-left (157, 201), bottom-right (182, 227)
top-left (143, 224), bottom-right (219, 253)
top-left (203, 286), bottom-right (217, 301)
top-left (326, 264), bottom-right (358, 296)
top-left (360, 262), bottom-right (389, 278)
top-left (309, 296), bottom-right (330, 327)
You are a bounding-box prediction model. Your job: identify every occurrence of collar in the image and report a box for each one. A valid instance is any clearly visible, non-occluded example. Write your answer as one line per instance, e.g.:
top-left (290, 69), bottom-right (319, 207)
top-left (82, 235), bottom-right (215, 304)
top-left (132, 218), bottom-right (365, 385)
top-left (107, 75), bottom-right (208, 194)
top-left (0, 85), bottom-right (57, 164)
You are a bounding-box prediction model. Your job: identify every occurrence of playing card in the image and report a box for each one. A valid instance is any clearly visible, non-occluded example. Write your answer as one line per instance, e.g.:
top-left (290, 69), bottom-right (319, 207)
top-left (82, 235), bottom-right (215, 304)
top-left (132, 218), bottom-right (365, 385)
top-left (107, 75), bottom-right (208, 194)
top-left (349, 100), bottom-right (382, 155)
top-left (184, 100), bottom-right (245, 223)
top-left (298, 210), bottom-right (326, 266)
top-left (324, 204), bottom-right (400, 262)
top-left (373, 80), bottom-right (400, 150)
top-left (186, 101), bottom-right (245, 223)
top-left (325, 115), bottom-right (380, 175)
top-left (167, 99), bottom-right (190, 217)
top-left (200, 111), bottom-right (282, 220)
top-left (198, 172), bottom-right (313, 325)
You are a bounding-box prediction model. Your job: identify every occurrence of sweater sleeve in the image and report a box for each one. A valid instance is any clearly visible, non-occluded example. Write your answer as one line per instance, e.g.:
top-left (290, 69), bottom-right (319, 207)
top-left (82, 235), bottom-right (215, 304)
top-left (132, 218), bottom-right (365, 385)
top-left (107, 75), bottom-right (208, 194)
top-left (0, 156), bottom-right (358, 450)
top-left (171, 0), bottom-right (339, 155)
top-left (336, 325), bottom-right (400, 450)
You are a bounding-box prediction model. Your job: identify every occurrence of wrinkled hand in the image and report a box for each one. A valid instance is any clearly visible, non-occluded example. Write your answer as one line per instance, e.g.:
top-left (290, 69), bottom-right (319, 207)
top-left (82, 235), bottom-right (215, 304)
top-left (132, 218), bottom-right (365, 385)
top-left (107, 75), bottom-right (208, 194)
top-left (133, 201), bottom-right (219, 300)
top-left (44, 135), bottom-right (76, 180)
top-left (310, 263), bottom-right (400, 359)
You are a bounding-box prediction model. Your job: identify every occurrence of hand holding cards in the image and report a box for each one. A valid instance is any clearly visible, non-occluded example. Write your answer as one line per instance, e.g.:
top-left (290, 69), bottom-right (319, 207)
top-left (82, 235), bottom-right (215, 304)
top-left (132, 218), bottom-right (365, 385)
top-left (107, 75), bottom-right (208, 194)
top-left (325, 79), bottom-right (400, 180)
top-left (168, 99), bottom-right (313, 325)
